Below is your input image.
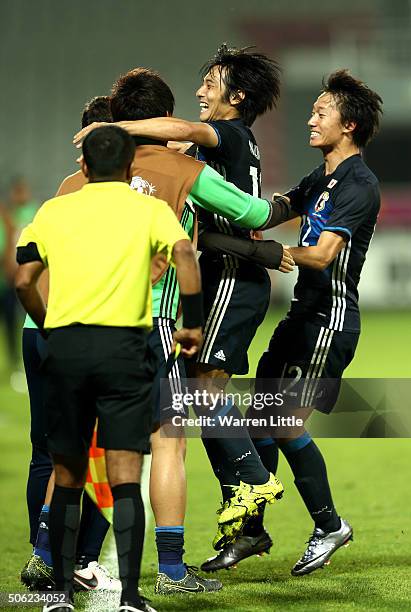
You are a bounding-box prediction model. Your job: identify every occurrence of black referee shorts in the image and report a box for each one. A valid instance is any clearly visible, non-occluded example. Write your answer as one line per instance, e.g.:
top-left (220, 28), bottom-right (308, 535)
top-left (43, 326), bottom-right (155, 456)
top-left (256, 317), bottom-right (359, 414)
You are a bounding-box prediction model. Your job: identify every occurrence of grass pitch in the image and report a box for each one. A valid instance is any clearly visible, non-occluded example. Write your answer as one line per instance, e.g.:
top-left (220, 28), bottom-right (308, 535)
top-left (0, 308), bottom-right (410, 611)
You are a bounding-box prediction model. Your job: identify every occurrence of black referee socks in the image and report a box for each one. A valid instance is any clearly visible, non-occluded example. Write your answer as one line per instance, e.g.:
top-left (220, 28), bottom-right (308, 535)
top-left (49, 485), bottom-right (83, 594)
top-left (111, 482), bottom-right (145, 605)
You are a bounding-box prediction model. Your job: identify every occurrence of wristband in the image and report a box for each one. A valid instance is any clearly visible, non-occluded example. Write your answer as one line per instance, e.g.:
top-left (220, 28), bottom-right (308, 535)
top-left (273, 194), bottom-right (291, 207)
top-left (258, 195), bottom-right (292, 230)
top-left (199, 232), bottom-right (284, 270)
top-left (180, 292), bottom-right (204, 329)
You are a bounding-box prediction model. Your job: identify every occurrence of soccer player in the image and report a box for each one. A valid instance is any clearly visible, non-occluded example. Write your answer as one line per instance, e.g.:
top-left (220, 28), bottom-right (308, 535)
top-left (74, 46), bottom-right (287, 553)
top-left (107, 66), bottom-right (293, 594)
top-left (15, 125), bottom-right (203, 612)
top-left (20, 96), bottom-right (122, 593)
top-left (200, 69), bottom-right (383, 574)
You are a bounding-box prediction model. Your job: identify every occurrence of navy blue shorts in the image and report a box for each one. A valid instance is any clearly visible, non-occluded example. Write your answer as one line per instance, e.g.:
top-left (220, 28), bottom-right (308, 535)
top-left (197, 260), bottom-right (271, 375)
top-left (256, 317), bottom-right (359, 414)
top-left (148, 319), bottom-right (187, 424)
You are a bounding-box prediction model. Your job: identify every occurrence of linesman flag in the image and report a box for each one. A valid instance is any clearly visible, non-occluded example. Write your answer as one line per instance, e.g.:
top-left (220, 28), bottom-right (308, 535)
top-left (85, 428), bottom-right (113, 524)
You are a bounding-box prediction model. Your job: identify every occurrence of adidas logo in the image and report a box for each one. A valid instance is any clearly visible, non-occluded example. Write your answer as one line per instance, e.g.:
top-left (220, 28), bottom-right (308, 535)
top-left (214, 350), bottom-right (226, 361)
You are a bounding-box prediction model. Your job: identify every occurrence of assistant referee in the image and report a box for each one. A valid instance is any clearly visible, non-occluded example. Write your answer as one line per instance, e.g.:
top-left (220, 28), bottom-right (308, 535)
top-left (15, 126), bottom-right (203, 612)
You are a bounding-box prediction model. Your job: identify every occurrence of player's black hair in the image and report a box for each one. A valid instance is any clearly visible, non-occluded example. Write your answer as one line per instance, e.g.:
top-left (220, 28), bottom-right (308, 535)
top-left (322, 70), bottom-right (383, 148)
top-left (200, 44), bottom-right (281, 126)
top-left (110, 68), bottom-right (175, 121)
top-left (81, 96), bottom-right (113, 128)
top-left (82, 125), bottom-right (135, 179)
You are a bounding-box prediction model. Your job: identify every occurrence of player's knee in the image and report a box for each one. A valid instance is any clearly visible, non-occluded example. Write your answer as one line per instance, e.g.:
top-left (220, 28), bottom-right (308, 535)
top-left (52, 453), bottom-right (88, 488)
top-left (151, 428), bottom-right (186, 460)
top-left (105, 450), bottom-right (143, 488)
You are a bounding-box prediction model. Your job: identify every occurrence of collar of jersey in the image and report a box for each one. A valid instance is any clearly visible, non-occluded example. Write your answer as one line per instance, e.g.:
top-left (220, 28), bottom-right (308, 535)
top-left (322, 153), bottom-right (361, 180)
top-left (82, 181), bottom-right (131, 189)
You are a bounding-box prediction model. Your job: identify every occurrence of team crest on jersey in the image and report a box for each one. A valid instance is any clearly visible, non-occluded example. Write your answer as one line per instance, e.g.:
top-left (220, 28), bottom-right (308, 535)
top-left (130, 176), bottom-right (156, 196)
top-left (314, 191), bottom-right (329, 213)
top-left (249, 141), bottom-right (260, 160)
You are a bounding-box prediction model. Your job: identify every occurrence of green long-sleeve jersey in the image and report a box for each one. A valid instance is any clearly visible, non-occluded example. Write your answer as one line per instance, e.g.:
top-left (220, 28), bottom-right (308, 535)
top-left (152, 164), bottom-right (270, 320)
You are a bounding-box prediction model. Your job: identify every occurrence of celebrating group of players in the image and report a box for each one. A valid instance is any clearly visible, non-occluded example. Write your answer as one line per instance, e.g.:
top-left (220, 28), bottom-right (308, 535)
top-left (15, 44), bottom-right (383, 612)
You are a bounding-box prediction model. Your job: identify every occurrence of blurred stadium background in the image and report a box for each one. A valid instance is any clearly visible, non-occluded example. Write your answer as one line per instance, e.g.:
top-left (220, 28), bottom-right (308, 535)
top-left (0, 1), bottom-right (410, 610)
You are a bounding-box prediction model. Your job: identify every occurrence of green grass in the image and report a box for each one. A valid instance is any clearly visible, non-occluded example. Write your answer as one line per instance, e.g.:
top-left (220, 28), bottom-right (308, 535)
top-left (0, 309), bottom-right (410, 611)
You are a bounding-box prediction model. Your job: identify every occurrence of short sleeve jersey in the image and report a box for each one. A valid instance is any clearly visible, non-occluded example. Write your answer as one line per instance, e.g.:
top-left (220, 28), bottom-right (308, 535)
top-left (286, 154), bottom-right (380, 332)
top-left (197, 119), bottom-right (262, 265)
top-left (17, 182), bottom-right (189, 330)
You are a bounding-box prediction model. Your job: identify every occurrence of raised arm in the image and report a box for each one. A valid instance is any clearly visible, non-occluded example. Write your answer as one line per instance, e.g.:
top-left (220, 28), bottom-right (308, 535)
top-left (74, 117), bottom-right (219, 149)
top-left (189, 165), bottom-right (295, 230)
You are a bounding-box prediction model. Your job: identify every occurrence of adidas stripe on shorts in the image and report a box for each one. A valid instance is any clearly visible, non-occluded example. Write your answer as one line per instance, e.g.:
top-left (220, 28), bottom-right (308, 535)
top-left (197, 260), bottom-right (271, 375)
top-left (148, 318), bottom-right (187, 424)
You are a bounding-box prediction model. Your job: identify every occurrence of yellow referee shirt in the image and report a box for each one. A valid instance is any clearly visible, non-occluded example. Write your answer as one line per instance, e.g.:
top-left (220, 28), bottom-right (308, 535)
top-left (17, 182), bottom-right (189, 330)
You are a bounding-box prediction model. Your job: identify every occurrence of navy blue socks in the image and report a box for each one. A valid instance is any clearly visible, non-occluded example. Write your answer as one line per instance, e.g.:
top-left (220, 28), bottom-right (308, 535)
top-left (201, 401), bottom-right (269, 485)
top-left (155, 526), bottom-right (185, 580)
top-left (34, 504), bottom-right (52, 566)
top-left (280, 433), bottom-right (340, 533)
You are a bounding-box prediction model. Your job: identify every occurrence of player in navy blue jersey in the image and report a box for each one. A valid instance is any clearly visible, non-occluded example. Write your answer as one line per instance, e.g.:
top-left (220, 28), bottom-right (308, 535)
top-left (74, 45), bottom-right (287, 552)
top-left (189, 48), bottom-right (285, 552)
top-left (198, 69), bottom-right (384, 574)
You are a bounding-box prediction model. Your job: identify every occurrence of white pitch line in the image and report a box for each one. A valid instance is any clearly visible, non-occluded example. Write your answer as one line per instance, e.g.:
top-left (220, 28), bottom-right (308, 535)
top-left (83, 455), bottom-right (152, 611)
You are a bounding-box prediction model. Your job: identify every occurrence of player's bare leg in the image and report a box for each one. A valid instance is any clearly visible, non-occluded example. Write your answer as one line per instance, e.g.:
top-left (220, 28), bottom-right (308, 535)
top-left (150, 425), bottom-right (187, 527)
top-left (150, 422), bottom-right (222, 594)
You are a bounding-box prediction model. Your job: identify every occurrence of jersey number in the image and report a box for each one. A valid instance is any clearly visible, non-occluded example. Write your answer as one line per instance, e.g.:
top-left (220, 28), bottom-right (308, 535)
top-left (249, 166), bottom-right (260, 197)
top-left (300, 214), bottom-right (312, 246)
top-left (280, 365), bottom-right (303, 397)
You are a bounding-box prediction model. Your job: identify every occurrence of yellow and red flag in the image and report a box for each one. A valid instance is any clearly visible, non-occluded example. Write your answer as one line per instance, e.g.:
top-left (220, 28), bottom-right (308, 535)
top-left (85, 428), bottom-right (113, 524)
